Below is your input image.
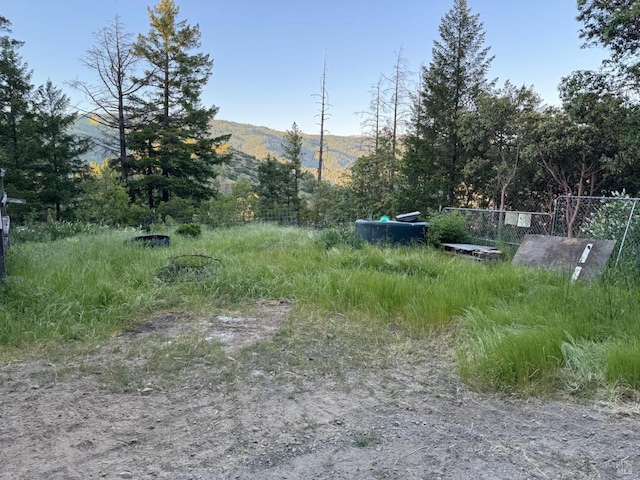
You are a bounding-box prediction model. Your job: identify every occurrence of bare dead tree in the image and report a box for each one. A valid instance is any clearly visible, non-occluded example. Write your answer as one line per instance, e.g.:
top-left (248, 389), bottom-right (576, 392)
top-left (359, 49), bottom-right (413, 157)
top-left (382, 47), bottom-right (413, 158)
top-left (69, 15), bottom-right (148, 180)
top-left (358, 76), bottom-right (384, 153)
top-left (314, 56), bottom-right (331, 183)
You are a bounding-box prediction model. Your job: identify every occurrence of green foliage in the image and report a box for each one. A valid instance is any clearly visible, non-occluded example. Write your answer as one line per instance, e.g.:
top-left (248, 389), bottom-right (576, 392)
top-left (309, 181), bottom-right (359, 227)
top-left (156, 254), bottom-right (219, 283)
top-left (460, 83), bottom-right (540, 210)
top-left (458, 272), bottom-right (640, 394)
top-left (459, 321), bottom-right (564, 392)
top-left (0, 32), bottom-right (36, 214)
top-left (354, 431), bottom-right (382, 448)
top-left (314, 227), bottom-right (363, 250)
top-left (201, 180), bottom-right (257, 227)
top-left (400, 0), bottom-right (493, 208)
top-left (349, 134), bottom-right (398, 218)
top-left (577, 0), bottom-right (640, 60)
top-left (0, 34), bottom-right (90, 223)
top-left (30, 81), bottom-right (91, 220)
top-left (127, 0), bottom-right (229, 209)
top-left (75, 165), bottom-right (133, 226)
top-left (255, 154), bottom-right (300, 223)
top-left (252, 122), bottom-right (307, 222)
top-left (426, 211), bottom-right (470, 245)
top-left (175, 223), bottom-right (202, 238)
top-left (155, 197), bottom-right (198, 224)
top-left (580, 192), bottom-right (640, 269)
top-left (1, 229), bottom-right (168, 347)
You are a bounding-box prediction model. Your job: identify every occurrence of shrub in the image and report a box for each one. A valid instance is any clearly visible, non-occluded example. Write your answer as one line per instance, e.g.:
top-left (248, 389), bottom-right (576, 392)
top-left (426, 211), bottom-right (470, 246)
top-left (156, 198), bottom-right (198, 224)
top-left (175, 223), bottom-right (202, 238)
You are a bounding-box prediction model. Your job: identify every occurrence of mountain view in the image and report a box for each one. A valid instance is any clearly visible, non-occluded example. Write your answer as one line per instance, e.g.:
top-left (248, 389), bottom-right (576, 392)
top-left (209, 120), bottom-right (367, 184)
top-left (75, 117), bottom-right (367, 186)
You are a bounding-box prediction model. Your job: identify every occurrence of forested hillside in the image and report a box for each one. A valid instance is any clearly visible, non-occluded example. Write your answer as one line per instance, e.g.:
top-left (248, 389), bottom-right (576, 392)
top-left (213, 147), bottom-right (262, 190)
top-left (209, 120), bottom-right (366, 184)
top-left (75, 116), bottom-right (367, 185)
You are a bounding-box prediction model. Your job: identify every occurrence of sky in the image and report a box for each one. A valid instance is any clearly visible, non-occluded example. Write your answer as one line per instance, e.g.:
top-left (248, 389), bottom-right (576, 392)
top-left (2, 0), bottom-right (609, 137)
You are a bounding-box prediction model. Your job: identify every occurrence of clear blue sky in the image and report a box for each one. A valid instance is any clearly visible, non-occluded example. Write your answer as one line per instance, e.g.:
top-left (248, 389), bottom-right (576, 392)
top-left (2, 0), bottom-right (607, 136)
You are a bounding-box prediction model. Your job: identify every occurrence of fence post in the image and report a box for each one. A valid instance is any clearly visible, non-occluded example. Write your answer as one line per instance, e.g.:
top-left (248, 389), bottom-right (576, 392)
top-left (551, 196), bottom-right (561, 237)
top-left (0, 169), bottom-right (6, 283)
top-left (615, 198), bottom-right (638, 268)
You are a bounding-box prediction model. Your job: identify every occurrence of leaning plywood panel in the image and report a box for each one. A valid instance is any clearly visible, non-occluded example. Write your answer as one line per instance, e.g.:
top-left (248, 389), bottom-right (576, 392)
top-left (512, 234), bottom-right (616, 281)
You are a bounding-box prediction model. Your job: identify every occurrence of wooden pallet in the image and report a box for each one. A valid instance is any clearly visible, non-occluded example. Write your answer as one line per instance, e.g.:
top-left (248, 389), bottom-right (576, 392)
top-left (441, 243), bottom-right (502, 261)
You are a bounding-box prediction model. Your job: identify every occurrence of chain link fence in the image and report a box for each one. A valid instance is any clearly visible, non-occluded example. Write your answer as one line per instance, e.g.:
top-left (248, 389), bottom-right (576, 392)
top-left (442, 207), bottom-right (553, 248)
top-left (442, 197), bottom-right (640, 269)
top-left (200, 200), bottom-right (328, 229)
top-left (552, 195), bottom-right (640, 267)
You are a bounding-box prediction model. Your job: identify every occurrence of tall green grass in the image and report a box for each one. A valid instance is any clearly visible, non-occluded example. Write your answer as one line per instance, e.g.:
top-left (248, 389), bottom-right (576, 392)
top-left (2, 223), bottom-right (640, 395)
top-left (605, 339), bottom-right (640, 389)
top-left (457, 274), bottom-right (640, 394)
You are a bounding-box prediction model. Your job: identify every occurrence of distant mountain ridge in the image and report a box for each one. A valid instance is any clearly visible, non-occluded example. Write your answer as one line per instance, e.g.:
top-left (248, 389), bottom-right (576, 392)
top-left (74, 117), bottom-right (367, 184)
top-left (209, 120), bottom-right (366, 178)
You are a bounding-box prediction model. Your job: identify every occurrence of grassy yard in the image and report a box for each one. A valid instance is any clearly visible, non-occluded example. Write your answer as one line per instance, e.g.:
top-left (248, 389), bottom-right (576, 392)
top-left (2, 223), bottom-right (639, 397)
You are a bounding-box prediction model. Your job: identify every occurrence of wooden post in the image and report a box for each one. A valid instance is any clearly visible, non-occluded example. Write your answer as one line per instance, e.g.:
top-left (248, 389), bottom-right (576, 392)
top-left (0, 169), bottom-right (6, 283)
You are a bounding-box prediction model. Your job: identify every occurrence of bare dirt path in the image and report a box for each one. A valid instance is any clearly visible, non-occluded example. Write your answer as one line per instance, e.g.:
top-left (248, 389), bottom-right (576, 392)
top-left (1, 302), bottom-right (638, 479)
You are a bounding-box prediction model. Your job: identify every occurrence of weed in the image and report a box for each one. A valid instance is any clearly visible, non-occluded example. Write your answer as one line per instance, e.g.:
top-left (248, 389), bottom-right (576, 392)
top-left (354, 431), bottom-right (382, 448)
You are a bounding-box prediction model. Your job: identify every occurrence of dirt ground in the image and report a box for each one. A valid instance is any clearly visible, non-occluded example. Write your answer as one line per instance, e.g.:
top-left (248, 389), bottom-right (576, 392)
top-left (1, 301), bottom-right (638, 480)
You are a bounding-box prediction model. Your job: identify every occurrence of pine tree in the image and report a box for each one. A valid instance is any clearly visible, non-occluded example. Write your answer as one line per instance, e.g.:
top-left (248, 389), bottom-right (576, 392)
top-left (30, 81), bottom-right (91, 219)
top-left (255, 155), bottom-right (295, 222)
top-left (281, 122), bottom-right (304, 219)
top-left (401, 0), bottom-right (493, 209)
top-left (0, 23), bottom-right (36, 204)
top-left (128, 0), bottom-right (229, 209)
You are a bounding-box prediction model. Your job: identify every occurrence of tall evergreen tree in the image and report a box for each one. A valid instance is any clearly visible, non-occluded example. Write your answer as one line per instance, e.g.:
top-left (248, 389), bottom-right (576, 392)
top-left (0, 19), bottom-right (42, 219)
top-left (255, 154), bottom-right (295, 222)
top-left (400, 0), bottom-right (493, 209)
top-left (281, 122), bottom-right (304, 218)
top-left (128, 0), bottom-right (229, 209)
top-left (30, 81), bottom-right (91, 219)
